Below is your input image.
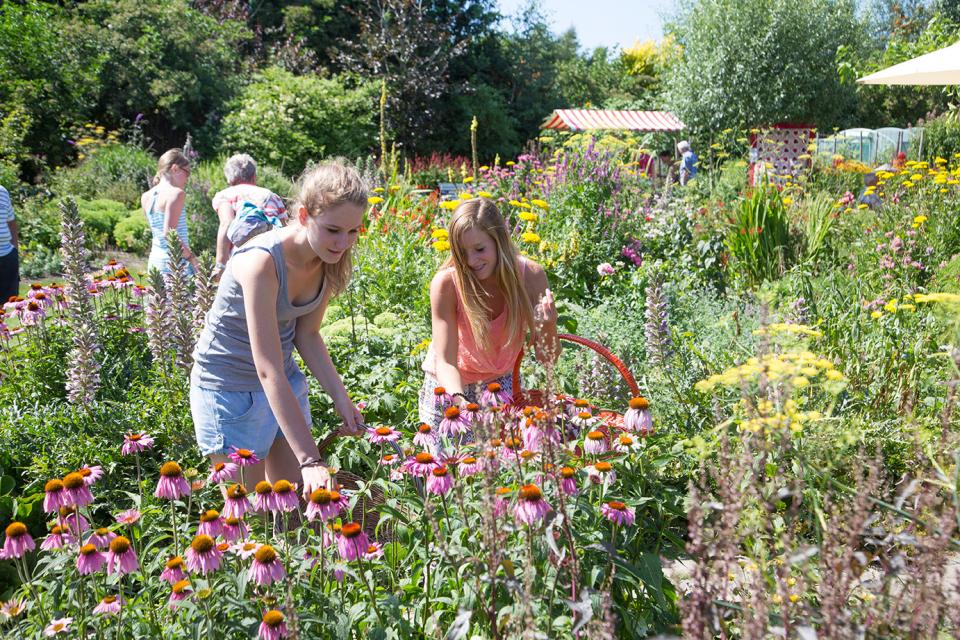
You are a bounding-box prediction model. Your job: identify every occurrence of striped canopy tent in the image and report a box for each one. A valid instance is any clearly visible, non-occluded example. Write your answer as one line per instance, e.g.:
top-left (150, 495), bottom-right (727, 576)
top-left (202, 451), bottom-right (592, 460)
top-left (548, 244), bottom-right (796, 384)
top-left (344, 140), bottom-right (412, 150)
top-left (542, 109), bottom-right (686, 132)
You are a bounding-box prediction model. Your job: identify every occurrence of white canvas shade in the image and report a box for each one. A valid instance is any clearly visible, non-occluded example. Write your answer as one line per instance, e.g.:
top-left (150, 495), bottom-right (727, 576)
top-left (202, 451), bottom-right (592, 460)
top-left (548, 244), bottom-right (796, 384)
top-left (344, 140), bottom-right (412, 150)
top-left (857, 40), bottom-right (960, 85)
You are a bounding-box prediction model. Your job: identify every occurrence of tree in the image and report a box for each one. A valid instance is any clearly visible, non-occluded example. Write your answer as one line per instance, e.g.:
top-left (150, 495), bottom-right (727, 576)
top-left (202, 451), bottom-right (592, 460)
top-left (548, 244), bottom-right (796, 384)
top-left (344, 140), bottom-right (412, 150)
top-left (664, 0), bottom-right (863, 133)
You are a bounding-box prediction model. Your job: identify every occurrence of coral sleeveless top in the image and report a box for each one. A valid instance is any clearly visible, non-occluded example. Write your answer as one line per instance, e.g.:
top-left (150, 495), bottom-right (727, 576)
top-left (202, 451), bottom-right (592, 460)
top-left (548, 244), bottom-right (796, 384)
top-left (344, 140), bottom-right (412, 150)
top-left (422, 259), bottom-right (528, 384)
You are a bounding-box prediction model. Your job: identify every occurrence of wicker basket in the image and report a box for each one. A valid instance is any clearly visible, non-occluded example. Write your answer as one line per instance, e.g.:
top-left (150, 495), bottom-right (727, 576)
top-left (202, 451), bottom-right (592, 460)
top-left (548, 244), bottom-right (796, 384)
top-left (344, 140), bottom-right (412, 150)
top-left (511, 333), bottom-right (640, 428)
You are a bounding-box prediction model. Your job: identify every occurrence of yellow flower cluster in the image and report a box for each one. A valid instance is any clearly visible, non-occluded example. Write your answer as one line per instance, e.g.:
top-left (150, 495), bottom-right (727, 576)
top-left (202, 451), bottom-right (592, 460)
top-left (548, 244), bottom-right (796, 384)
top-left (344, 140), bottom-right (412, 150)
top-left (695, 350), bottom-right (844, 394)
top-left (431, 228), bottom-right (449, 252)
top-left (738, 397), bottom-right (824, 435)
top-left (752, 323), bottom-right (822, 338)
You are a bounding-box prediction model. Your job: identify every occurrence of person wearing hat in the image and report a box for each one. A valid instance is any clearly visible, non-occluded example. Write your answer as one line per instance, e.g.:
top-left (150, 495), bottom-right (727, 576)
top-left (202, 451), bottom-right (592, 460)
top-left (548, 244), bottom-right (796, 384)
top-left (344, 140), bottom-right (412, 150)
top-left (677, 140), bottom-right (698, 186)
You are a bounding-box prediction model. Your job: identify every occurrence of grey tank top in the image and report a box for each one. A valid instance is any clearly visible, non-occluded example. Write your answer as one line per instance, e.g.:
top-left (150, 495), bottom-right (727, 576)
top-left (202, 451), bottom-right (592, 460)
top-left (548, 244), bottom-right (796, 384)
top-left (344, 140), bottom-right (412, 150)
top-left (191, 231), bottom-right (327, 391)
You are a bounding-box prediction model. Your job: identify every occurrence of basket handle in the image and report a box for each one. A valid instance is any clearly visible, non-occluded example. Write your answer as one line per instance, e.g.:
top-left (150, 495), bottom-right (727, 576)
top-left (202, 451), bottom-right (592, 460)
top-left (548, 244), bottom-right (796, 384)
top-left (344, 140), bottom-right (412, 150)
top-left (511, 333), bottom-right (641, 406)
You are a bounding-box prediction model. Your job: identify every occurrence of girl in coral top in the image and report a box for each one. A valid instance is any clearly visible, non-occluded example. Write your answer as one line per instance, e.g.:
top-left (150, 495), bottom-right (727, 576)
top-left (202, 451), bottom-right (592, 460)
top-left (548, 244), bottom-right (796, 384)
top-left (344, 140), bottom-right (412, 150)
top-left (419, 198), bottom-right (558, 430)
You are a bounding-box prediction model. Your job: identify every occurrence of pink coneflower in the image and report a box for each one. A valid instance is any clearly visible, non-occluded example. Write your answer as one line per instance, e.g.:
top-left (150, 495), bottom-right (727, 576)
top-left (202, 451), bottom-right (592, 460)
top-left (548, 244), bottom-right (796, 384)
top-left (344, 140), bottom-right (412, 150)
top-left (402, 452), bottom-right (441, 477)
top-left (207, 461), bottom-right (237, 484)
top-left (0, 598), bottom-right (27, 619)
top-left (259, 610), bottom-right (288, 640)
top-left (413, 423), bottom-right (438, 448)
top-left (78, 465), bottom-right (103, 486)
top-left (493, 487), bottom-right (512, 518)
top-left (559, 466), bottom-right (578, 496)
top-left (115, 509), bottom-right (141, 526)
top-left (337, 523), bottom-right (369, 561)
top-left (106, 536), bottom-right (139, 575)
top-left (3, 522), bottom-right (35, 559)
top-left (305, 489), bottom-right (346, 522)
top-left (103, 259), bottom-right (125, 272)
top-left (571, 410), bottom-right (595, 430)
top-left (43, 617), bottom-right (73, 636)
top-left (601, 501), bottom-right (636, 526)
top-left (92, 595), bottom-right (123, 616)
top-left (514, 484), bottom-right (552, 526)
top-left (233, 540), bottom-right (261, 560)
top-left (76, 543), bottom-right (106, 575)
top-left (121, 433), bottom-right (155, 455)
top-left (584, 430), bottom-right (608, 454)
top-left (43, 478), bottom-right (67, 513)
top-left (272, 480), bottom-right (299, 513)
top-left (62, 472), bottom-right (94, 508)
top-left (154, 462), bottom-right (191, 500)
top-left (19, 300), bottom-right (45, 325)
top-left (624, 397), bottom-right (653, 436)
top-left (223, 484), bottom-right (249, 518)
top-left (86, 527), bottom-right (117, 549)
top-left (168, 579), bottom-right (192, 609)
top-left (462, 402), bottom-right (482, 425)
top-left (585, 461), bottom-right (617, 486)
top-left (367, 425), bottom-right (400, 444)
top-left (185, 534), bottom-right (222, 575)
top-left (500, 435), bottom-right (524, 459)
top-left (40, 524), bottom-right (72, 551)
top-left (221, 516), bottom-right (247, 542)
top-left (433, 386), bottom-right (453, 408)
top-left (249, 544), bottom-right (286, 586)
top-left (380, 453), bottom-right (400, 466)
top-left (363, 542), bottom-right (384, 561)
top-left (229, 447), bottom-right (260, 467)
top-left (253, 481), bottom-right (276, 513)
top-left (439, 406), bottom-right (469, 437)
top-left (614, 433), bottom-right (641, 453)
top-left (59, 506), bottom-right (89, 534)
top-left (161, 556), bottom-right (187, 584)
top-left (480, 382), bottom-right (510, 407)
top-left (426, 466), bottom-right (453, 496)
top-left (457, 456), bottom-right (483, 477)
top-left (197, 510), bottom-right (224, 538)
top-left (568, 398), bottom-right (591, 418)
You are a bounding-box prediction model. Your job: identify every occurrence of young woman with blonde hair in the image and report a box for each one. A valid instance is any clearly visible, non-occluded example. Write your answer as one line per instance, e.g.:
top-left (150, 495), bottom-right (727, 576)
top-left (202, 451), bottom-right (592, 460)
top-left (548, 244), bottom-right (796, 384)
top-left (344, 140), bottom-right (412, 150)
top-left (141, 148), bottom-right (200, 274)
top-left (419, 197), bottom-right (558, 429)
top-left (191, 159), bottom-right (366, 498)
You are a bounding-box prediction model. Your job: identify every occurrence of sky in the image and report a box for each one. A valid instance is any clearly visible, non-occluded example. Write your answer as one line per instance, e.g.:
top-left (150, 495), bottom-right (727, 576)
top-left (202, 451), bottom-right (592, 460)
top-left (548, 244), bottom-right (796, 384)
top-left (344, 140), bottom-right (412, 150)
top-left (496, 0), bottom-right (677, 51)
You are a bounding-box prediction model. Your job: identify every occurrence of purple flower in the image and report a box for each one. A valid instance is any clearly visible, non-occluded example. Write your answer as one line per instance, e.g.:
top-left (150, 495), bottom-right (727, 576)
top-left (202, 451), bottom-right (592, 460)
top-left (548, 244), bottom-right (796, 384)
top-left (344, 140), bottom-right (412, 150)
top-left (185, 535), bottom-right (222, 575)
top-left (249, 545), bottom-right (285, 586)
top-left (161, 556), bottom-right (187, 585)
top-left (154, 462), bottom-right (191, 500)
top-left (2, 522), bottom-right (35, 559)
top-left (76, 544), bottom-right (106, 575)
top-left (305, 488), bottom-right (347, 522)
top-left (92, 595), bottom-right (123, 616)
top-left (122, 433), bottom-right (155, 455)
top-left (426, 466), bottom-right (453, 496)
top-left (207, 461), bottom-right (238, 484)
top-left (601, 501), bottom-right (636, 526)
top-left (337, 523), bottom-right (369, 561)
top-left (513, 485), bottom-right (551, 526)
top-left (106, 536), bottom-right (139, 575)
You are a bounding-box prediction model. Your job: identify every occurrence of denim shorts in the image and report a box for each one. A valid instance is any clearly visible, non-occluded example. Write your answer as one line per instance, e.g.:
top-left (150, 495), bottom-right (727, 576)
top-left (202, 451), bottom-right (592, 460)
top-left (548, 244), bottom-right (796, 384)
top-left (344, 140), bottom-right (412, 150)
top-left (190, 373), bottom-right (311, 460)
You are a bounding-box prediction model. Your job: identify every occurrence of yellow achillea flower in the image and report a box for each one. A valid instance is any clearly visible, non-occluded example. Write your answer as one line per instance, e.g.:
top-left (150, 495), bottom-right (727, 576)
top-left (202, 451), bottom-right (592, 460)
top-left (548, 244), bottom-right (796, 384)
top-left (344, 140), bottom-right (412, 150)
top-left (506, 161), bottom-right (516, 166)
top-left (432, 240), bottom-right (450, 251)
top-left (884, 299), bottom-right (898, 313)
top-left (457, 192), bottom-right (474, 200)
top-left (463, 176), bottom-right (475, 183)
top-left (914, 292), bottom-right (960, 305)
top-left (477, 191), bottom-right (493, 198)
top-left (518, 211), bottom-right (537, 222)
top-left (439, 200), bottom-right (461, 210)
top-left (910, 174), bottom-right (922, 181)
top-left (913, 215), bottom-right (927, 225)
top-left (753, 323), bottom-right (822, 338)
top-left (367, 196), bottom-right (384, 205)
top-left (373, 187), bottom-right (385, 193)
top-left (521, 232), bottom-right (541, 244)
top-left (531, 199), bottom-right (549, 210)
top-left (871, 310), bottom-right (883, 319)
top-left (430, 228), bottom-right (448, 239)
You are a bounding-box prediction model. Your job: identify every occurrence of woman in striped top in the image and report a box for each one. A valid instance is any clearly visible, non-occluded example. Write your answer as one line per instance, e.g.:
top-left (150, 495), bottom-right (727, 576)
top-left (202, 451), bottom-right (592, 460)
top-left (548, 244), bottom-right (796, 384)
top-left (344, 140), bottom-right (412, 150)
top-left (141, 148), bottom-right (200, 275)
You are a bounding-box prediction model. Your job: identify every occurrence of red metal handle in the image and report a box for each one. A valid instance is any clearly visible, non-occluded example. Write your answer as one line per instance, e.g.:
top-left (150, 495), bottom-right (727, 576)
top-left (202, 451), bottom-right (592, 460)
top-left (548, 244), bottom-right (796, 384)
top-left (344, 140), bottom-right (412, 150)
top-left (511, 333), bottom-right (640, 406)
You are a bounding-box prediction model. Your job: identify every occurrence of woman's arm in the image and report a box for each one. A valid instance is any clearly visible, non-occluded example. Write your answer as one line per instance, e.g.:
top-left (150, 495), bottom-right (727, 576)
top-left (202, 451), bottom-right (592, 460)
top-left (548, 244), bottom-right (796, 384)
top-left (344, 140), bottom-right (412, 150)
top-left (430, 271), bottom-right (465, 396)
top-left (163, 189), bottom-right (200, 270)
top-left (234, 252), bottom-right (329, 494)
top-left (214, 202), bottom-right (235, 278)
top-left (294, 288), bottom-right (363, 436)
top-left (524, 260), bottom-right (560, 365)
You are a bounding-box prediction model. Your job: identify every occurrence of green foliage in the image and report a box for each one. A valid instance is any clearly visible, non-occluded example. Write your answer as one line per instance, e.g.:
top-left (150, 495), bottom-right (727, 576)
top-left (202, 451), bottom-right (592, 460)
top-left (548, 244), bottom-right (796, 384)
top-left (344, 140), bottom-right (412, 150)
top-left (76, 199), bottom-right (131, 246)
top-left (49, 143), bottom-right (155, 206)
top-left (725, 181), bottom-right (794, 285)
top-left (219, 67), bottom-right (378, 175)
top-left (921, 111), bottom-right (960, 162)
top-left (665, 0), bottom-right (862, 132)
top-left (0, 108), bottom-right (31, 186)
top-left (114, 212), bottom-right (151, 253)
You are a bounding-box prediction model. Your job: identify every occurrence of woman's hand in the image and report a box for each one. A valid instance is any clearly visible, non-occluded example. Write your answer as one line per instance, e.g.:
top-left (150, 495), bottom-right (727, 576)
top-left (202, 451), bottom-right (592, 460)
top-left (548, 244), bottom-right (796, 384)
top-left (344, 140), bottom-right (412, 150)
top-left (301, 464), bottom-right (332, 500)
top-left (334, 397), bottom-right (364, 436)
top-left (534, 288), bottom-right (557, 327)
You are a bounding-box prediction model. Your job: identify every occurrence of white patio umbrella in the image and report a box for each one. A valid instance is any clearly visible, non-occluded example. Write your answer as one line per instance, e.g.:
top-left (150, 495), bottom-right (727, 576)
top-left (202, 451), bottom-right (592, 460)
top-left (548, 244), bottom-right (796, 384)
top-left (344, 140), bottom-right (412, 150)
top-left (857, 40), bottom-right (960, 85)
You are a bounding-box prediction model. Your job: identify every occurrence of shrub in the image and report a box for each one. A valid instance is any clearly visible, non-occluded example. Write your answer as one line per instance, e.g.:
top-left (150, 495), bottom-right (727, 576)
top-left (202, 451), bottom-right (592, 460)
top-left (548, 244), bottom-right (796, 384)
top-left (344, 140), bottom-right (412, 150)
top-left (725, 181), bottom-right (794, 286)
top-left (114, 211), bottom-right (150, 253)
top-left (921, 112), bottom-right (960, 163)
top-left (76, 198), bottom-right (129, 246)
top-left (219, 67), bottom-right (378, 175)
top-left (49, 143), bottom-right (154, 205)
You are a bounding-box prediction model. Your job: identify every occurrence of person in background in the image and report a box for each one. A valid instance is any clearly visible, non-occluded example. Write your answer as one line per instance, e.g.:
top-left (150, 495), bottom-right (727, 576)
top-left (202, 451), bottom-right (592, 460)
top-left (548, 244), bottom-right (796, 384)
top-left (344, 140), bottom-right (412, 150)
top-left (211, 153), bottom-right (287, 281)
top-left (142, 149), bottom-right (200, 275)
top-left (677, 140), bottom-right (698, 185)
top-left (857, 172), bottom-right (882, 210)
top-left (0, 184), bottom-right (18, 301)
top-left (892, 151), bottom-right (907, 170)
top-left (635, 150), bottom-right (655, 179)
top-left (654, 150), bottom-right (674, 189)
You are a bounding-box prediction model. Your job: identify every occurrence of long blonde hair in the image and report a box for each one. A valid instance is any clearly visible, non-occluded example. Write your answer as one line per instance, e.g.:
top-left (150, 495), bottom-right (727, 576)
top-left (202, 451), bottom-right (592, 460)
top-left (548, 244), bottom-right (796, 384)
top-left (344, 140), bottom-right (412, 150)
top-left (446, 198), bottom-right (533, 351)
top-left (153, 148), bottom-right (191, 186)
top-left (291, 158), bottom-right (368, 296)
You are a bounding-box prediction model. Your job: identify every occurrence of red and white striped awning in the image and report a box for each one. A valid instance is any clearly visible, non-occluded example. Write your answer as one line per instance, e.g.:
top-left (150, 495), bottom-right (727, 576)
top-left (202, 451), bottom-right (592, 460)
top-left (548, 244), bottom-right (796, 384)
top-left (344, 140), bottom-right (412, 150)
top-left (542, 109), bottom-right (686, 132)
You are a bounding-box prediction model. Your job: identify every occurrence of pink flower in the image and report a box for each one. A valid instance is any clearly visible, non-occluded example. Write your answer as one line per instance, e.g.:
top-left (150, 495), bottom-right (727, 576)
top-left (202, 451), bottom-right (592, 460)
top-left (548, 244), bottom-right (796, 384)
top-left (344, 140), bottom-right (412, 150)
top-left (367, 425), bottom-right (401, 444)
top-left (40, 525), bottom-right (72, 551)
top-left (601, 501), bottom-right (636, 526)
top-left (43, 479), bottom-right (67, 513)
top-left (115, 509), bottom-right (141, 526)
top-left (480, 382), bottom-right (510, 407)
top-left (558, 467), bottom-right (578, 496)
top-left (363, 542), bottom-right (384, 560)
top-left (168, 580), bottom-right (192, 609)
top-left (493, 487), bottom-right (512, 518)
top-left (439, 405), bottom-right (471, 437)
top-left (62, 472), bottom-right (94, 508)
top-left (2, 522), bottom-right (35, 559)
top-left (79, 465), bottom-right (103, 486)
top-left (86, 527), bottom-right (117, 550)
top-left (585, 462), bottom-right (617, 487)
top-left (106, 536), bottom-right (139, 575)
top-left (596, 262), bottom-right (615, 276)
top-left (413, 423), bottom-right (438, 448)
top-left (513, 485), bottom-right (552, 526)
top-left (229, 447), bottom-right (260, 467)
top-left (223, 484), bottom-right (250, 519)
top-left (76, 544), bottom-right (106, 575)
top-left (161, 556), bottom-right (187, 585)
top-left (197, 510), bottom-right (224, 538)
top-left (59, 508), bottom-right (89, 535)
top-left (232, 541), bottom-right (261, 560)
top-left (92, 595), bottom-right (123, 616)
top-left (43, 617), bottom-right (73, 636)
top-left (185, 535), bottom-right (222, 575)
top-left (271, 480), bottom-right (299, 513)
top-left (154, 462), bottom-right (191, 500)
top-left (259, 610), bottom-right (288, 640)
top-left (614, 433), bottom-right (641, 454)
top-left (253, 481), bottom-right (276, 513)
top-left (121, 433), bottom-right (155, 455)
top-left (583, 430), bottom-right (608, 454)
top-left (207, 461), bottom-right (238, 484)
top-left (221, 516), bottom-right (248, 542)
top-left (624, 397), bottom-right (653, 436)
top-left (337, 523), bottom-right (369, 561)
top-left (401, 452), bottom-right (441, 477)
top-left (249, 545), bottom-right (285, 586)
top-left (426, 466), bottom-right (453, 496)
top-left (432, 386), bottom-right (453, 409)
top-left (306, 489), bottom-right (347, 522)
top-left (457, 455), bottom-right (484, 477)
